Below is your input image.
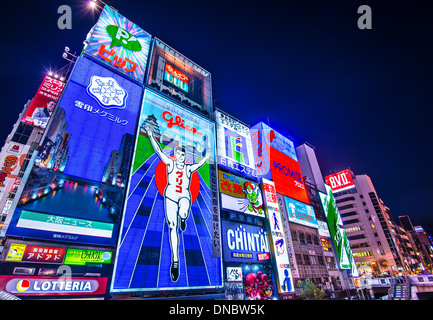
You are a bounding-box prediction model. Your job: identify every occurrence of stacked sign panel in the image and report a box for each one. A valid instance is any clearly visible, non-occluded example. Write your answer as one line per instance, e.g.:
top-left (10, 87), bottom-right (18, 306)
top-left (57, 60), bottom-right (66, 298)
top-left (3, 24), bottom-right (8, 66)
top-left (111, 89), bottom-right (221, 292)
top-left (319, 184), bottom-right (358, 276)
top-left (250, 122), bottom-right (309, 204)
top-left (83, 5), bottom-right (152, 83)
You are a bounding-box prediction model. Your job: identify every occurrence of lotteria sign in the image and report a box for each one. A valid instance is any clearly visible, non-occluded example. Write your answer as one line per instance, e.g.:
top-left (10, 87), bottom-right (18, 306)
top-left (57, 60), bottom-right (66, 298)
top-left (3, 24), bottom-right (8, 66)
top-left (0, 276), bottom-right (107, 296)
top-left (325, 169), bottom-right (355, 193)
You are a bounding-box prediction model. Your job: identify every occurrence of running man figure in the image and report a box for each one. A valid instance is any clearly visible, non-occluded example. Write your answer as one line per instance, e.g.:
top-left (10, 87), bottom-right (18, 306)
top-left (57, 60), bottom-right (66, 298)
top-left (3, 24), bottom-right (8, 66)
top-left (145, 125), bottom-right (211, 282)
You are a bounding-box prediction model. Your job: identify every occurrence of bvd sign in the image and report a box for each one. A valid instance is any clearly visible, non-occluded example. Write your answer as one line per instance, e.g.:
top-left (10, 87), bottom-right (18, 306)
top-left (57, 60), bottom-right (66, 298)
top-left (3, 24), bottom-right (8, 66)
top-left (325, 169), bottom-right (355, 193)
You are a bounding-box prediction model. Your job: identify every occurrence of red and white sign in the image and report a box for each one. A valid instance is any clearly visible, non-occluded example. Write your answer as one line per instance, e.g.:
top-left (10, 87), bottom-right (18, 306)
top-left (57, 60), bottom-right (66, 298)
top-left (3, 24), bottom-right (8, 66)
top-left (0, 276), bottom-right (107, 296)
top-left (269, 146), bottom-right (310, 204)
top-left (325, 169), bottom-right (355, 193)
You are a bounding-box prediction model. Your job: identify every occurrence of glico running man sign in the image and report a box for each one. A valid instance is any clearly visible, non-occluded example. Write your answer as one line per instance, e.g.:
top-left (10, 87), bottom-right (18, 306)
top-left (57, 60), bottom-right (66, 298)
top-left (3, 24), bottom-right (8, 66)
top-left (111, 89), bottom-right (222, 293)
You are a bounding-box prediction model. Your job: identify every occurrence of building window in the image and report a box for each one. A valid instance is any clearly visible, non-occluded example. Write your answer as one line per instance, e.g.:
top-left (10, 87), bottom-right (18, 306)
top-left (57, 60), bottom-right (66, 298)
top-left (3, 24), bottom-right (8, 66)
top-left (303, 254), bottom-right (310, 265)
top-left (299, 232), bottom-right (305, 243)
top-left (310, 255), bottom-right (317, 265)
top-left (11, 123), bottom-right (33, 144)
top-left (296, 253), bottom-right (303, 265)
top-left (292, 230), bottom-right (298, 242)
top-left (339, 204), bottom-right (355, 210)
top-left (306, 233), bottom-right (312, 244)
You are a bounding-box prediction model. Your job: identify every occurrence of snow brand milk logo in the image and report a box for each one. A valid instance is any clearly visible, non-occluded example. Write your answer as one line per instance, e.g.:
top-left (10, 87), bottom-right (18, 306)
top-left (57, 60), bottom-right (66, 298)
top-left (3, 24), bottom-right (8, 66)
top-left (87, 75), bottom-right (128, 110)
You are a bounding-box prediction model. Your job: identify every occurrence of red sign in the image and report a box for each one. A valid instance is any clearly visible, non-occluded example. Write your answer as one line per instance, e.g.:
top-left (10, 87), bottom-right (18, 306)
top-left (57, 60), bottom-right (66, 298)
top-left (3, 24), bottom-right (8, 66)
top-left (23, 245), bottom-right (66, 263)
top-left (269, 146), bottom-right (309, 204)
top-left (22, 76), bottom-right (65, 128)
top-left (325, 169), bottom-right (355, 193)
top-left (257, 252), bottom-right (270, 261)
top-left (165, 63), bottom-right (189, 83)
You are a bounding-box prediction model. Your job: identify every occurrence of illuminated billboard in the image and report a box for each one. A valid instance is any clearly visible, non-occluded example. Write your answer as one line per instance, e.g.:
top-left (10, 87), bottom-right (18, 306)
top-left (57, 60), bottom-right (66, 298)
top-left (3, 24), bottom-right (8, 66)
top-left (219, 171), bottom-right (264, 217)
top-left (147, 38), bottom-right (212, 117)
top-left (250, 122), bottom-right (308, 204)
top-left (0, 276), bottom-right (107, 297)
top-left (215, 110), bottom-right (255, 178)
top-left (6, 56), bottom-right (143, 246)
top-left (324, 169), bottom-right (355, 193)
top-left (0, 142), bottom-right (30, 203)
top-left (22, 76), bottom-right (65, 128)
top-left (319, 184), bottom-right (358, 276)
top-left (111, 89), bottom-right (221, 292)
top-left (221, 220), bottom-right (270, 263)
top-left (83, 5), bottom-right (152, 83)
top-left (261, 178), bottom-right (294, 294)
top-left (283, 196), bottom-right (318, 228)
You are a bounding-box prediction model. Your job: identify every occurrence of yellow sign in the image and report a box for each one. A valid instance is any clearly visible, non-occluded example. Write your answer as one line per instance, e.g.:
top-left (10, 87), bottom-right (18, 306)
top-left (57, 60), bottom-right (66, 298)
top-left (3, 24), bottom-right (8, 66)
top-left (6, 244), bottom-right (26, 261)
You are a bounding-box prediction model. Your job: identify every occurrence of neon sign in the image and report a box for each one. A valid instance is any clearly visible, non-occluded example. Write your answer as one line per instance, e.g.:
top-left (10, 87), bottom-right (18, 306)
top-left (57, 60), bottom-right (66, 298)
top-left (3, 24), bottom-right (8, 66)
top-left (164, 63), bottom-right (189, 92)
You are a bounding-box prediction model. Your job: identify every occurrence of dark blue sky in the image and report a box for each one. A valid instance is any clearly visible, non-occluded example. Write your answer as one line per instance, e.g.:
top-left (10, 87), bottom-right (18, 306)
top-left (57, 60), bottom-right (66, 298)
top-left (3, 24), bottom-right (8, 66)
top-left (1, 0), bottom-right (432, 231)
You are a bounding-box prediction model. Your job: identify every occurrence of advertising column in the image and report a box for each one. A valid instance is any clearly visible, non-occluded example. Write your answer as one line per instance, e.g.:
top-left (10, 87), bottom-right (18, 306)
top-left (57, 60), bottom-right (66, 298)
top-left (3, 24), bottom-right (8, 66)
top-left (319, 184), bottom-right (358, 277)
top-left (262, 178), bottom-right (294, 298)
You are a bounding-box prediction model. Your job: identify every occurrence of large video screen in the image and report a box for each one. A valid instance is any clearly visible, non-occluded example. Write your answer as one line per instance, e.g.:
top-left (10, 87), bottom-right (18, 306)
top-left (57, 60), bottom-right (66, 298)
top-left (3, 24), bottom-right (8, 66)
top-left (6, 56), bottom-right (143, 246)
top-left (146, 38), bottom-right (212, 117)
top-left (111, 89), bottom-right (222, 292)
top-left (215, 110), bottom-right (255, 178)
top-left (83, 5), bottom-right (152, 83)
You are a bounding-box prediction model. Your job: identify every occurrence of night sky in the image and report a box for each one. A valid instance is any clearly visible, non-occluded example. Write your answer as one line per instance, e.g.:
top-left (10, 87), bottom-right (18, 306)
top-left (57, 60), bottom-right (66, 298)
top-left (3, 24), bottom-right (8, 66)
top-left (1, 1), bottom-right (432, 231)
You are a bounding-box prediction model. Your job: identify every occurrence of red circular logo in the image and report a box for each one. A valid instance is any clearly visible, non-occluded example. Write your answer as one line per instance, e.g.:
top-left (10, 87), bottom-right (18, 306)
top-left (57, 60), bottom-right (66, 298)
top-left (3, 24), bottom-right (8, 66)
top-left (154, 158), bottom-right (200, 203)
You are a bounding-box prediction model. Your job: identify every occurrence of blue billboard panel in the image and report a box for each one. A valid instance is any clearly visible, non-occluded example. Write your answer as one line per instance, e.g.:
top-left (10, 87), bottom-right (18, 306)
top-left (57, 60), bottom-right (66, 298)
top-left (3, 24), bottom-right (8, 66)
top-left (6, 56), bottom-right (143, 246)
top-left (221, 220), bottom-right (270, 264)
top-left (284, 196), bottom-right (318, 228)
top-left (111, 89), bottom-right (221, 292)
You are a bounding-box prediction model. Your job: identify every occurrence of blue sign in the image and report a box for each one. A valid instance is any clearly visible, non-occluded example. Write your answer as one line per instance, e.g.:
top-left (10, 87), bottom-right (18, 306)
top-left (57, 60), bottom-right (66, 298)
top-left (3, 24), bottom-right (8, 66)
top-left (284, 196), bottom-right (318, 228)
top-left (7, 56), bottom-right (143, 246)
top-left (221, 220), bottom-right (270, 263)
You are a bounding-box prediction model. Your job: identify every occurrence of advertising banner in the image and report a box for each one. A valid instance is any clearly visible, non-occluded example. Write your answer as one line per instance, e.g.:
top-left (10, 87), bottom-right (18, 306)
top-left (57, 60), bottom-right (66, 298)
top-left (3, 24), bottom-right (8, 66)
top-left (83, 5), bottom-right (152, 83)
top-left (22, 76), bottom-right (65, 128)
top-left (5, 243), bottom-right (66, 264)
top-left (261, 179), bottom-right (294, 294)
top-left (219, 171), bottom-right (264, 217)
top-left (0, 275), bottom-right (107, 296)
top-left (269, 146), bottom-right (309, 204)
top-left (6, 56), bottom-right (143, 246)
top-left (276, 194), bottom-right (300, 278)
top-left (64, 248), bottom-right (113, 265)
top-left (250, 122), bottom-right (309, 204)
top-left (242, 264), bottom-right (276, 300)
top-left (324, 169), bottom-right (355, 193)
top-left (215, 111), bottom-right (255, 178)
top-left (111, 89), bottom-right (221, 292)
top-left (0, 142), bottom-right (30, 202)
top-left (146, 38), bottom-right (213, 117)
top-left (319, 184), bottom-right (358, 276)
top-left (283, 196), bottom-right (318, 228)
top-left (221, 220), bottom-right (270, 263)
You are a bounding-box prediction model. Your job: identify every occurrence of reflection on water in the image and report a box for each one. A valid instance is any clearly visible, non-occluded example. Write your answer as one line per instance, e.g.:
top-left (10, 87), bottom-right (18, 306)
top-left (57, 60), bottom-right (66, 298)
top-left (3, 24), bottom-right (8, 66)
top-left (22, 180), bottom-right (112, 222)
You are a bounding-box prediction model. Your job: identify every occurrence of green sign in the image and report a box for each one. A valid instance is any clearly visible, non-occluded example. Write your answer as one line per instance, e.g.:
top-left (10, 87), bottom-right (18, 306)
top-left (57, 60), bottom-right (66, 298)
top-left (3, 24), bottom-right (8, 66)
top-left (64, 248), bottom-right (113, 265)
top-left (319, 185), bottom-right (358, 276)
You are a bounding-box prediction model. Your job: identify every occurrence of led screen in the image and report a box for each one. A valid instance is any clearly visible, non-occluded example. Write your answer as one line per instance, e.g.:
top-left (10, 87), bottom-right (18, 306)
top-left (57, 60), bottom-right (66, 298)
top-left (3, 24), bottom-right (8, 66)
top-left (319, 184), bottom-right (358, 276)
top-left (22, 76), bottom-right (65, 128)
top-left (111, 89), bottom-right (221, 292)
top-left (219, 170), bottom-right (264, 217)
top-left (324, 169), bottom-right (355, 193)
top-left (83, 5), bottom-right (152, 83)
top-left (6, 56), bottom-right (143, 246)
top-left (146, 38), bottom-right (212, 117)
top-left (215, 110), bottom-right (255, 178)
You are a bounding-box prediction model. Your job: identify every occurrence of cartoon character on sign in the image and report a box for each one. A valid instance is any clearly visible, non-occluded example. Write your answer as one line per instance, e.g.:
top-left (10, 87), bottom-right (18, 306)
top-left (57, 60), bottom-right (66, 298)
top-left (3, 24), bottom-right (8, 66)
top-left (145, 125), bottom-right (210, 282)
top-left (243, 181), bottom-right (264, 215)
top-left (244, 271), bottom-right (273, 300)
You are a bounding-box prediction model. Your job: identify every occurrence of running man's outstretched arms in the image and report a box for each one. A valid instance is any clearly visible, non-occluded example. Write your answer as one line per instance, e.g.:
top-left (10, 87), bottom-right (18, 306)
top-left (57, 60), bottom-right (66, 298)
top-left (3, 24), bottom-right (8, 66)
top-left (188, 151), bottom-right (211, 173)
top-left (145, 125), bottom-right (171, 164)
